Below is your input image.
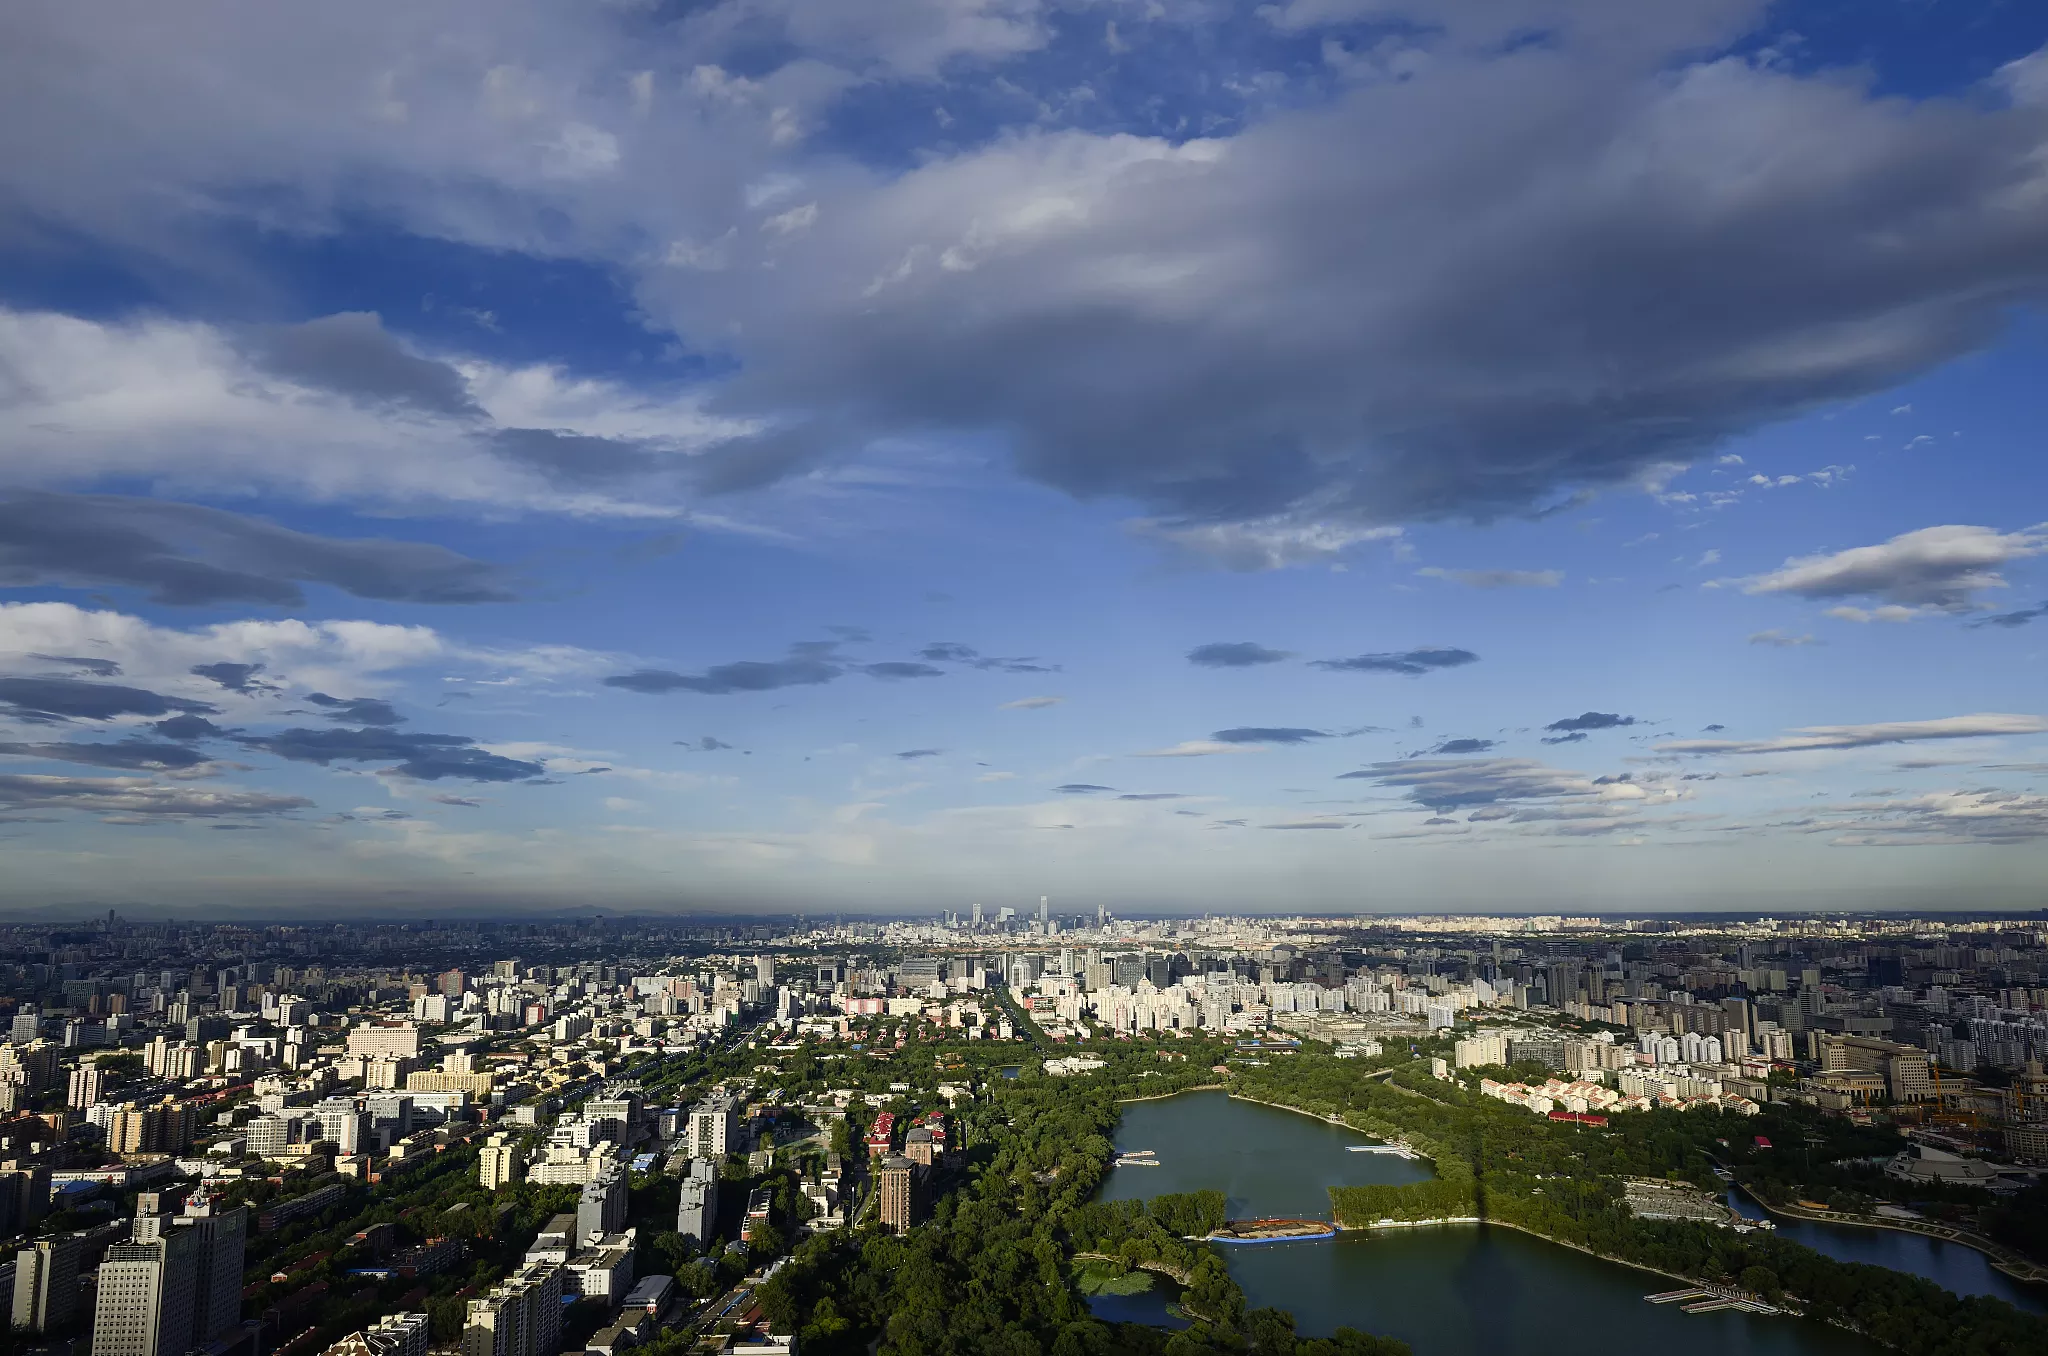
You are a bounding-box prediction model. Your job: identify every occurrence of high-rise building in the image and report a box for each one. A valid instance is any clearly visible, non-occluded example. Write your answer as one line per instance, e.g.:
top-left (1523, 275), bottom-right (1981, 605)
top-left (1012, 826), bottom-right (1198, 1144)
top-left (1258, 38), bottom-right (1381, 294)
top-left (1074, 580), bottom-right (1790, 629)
top-left (971, 902), bottom-right (983, 930)
top-left (688, 1096), bottom-right (738, 1158)
top-left (876, 1156), bottom-right (922, 1234)
top-left (90, 1228), bottom-right (199, 1356)
top-left (675, 1159), bottom-right (718, 1244)
top-left (576, 1168), bottom-right (627, 1242)
top-left (462, 1263), bottom-right (562, 1356)
top-left (68, 1063), bottom-right (105, 1111)
top-left (480, 1134), bottom-right (525, 1190)
top-left (13, 1233), bottom-right (82, 1332)
top-left (177, 1186), bottom-right (247, 1345)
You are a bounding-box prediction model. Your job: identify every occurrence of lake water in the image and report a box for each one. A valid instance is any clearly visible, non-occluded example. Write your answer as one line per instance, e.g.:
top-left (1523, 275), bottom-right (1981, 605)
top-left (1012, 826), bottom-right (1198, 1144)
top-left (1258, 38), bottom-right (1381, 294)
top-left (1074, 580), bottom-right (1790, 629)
top-left (1094, 1090), bottom-right (1876, 1356)
top-left (1723, 1185), bottom-right (2045, 1314)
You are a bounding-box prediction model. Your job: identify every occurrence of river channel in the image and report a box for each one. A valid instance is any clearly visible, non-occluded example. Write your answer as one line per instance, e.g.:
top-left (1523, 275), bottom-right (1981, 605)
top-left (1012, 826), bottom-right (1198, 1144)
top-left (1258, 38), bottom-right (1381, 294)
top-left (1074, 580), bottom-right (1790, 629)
top-left (1093, 1090), bottom-right (1881, 1356)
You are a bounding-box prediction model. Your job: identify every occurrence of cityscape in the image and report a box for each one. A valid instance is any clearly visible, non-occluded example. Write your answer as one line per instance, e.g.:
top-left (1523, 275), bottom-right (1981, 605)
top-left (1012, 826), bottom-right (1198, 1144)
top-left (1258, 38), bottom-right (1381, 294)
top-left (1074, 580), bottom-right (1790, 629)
top-left (0, 909), bottom-right (2041, 1356)
top-left (7, 2), bottom-right (2048, 1356)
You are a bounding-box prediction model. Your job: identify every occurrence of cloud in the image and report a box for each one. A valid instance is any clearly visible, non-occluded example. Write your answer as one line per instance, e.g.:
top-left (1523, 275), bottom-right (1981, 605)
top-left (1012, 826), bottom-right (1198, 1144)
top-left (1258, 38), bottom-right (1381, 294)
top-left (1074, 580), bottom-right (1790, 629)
top-left (304, 693), bottom-right (404, 726)
top-left (152, 715), bottom-right (225, 741)
top-left (1748, 629), bottom-right (1817, 647)
top-left (1807, 788), bottom-right (2048, 846)
top-left (1969, 601), bottom-right (2048, 630)
top-left (1209, 727), bottom-right (1328, 744)
top-left (191, 661), bottom-right (270, 693)
top-left (1341, 757), bottom-right (1602, 810)
top-left (238, 727), bottom-right (547, 782)
top-left (1658, 714), bottom-right (2048, 756)
top-left (861, 661), bottom-right (945, 680)
top-left (1262, 819), bottom-right (1349, 830)
top-left (1416, 567), bottom-right (1562, 588)
top-left (895, 748), bottom-right (942, 760)
top-left (28, 654), bottom-right (121, 677)
top-left (1132, 740), bottom-right (1257, 758)
top-left (1055, 783), bottom-right (1114, 794)
top-left (999, 696), bottom-right (1062, 710)
top-left (1187, 642), bottom-right (1292, 668)
top-left (246, 312), bottom-right (479, 416)
top-left (916, 642), bottom-right (1054, 673)
top-left (1118, 792), bottom-right (1188, 801)
top-left (1743, 525), bottom-right (2045, 613)
top-left (1311, 648), bottom-right (1477, 676)
top-left (1542, 731), bottom-right (1586, 745)
top-left (1429, 738), bottom-right (1497, 755)
top-left (0, 676), bottom-right (218, 724)
top-left (0, 739), bottom-right (211, 771)
top-left (677, 736), bottom-right (737, 751)
top-left (0, 492), bottom-right (520, 607)
top-left (0, 772), bottom-right (309, 822)
top-left (431, 794), bottom-right (482, 807)
top-left (1545, 711), bottom-right (1636, 733)
top-left (1132, 518), bottom-right (1402, 570)
top-left (604, 652), bottom-right (843, 695)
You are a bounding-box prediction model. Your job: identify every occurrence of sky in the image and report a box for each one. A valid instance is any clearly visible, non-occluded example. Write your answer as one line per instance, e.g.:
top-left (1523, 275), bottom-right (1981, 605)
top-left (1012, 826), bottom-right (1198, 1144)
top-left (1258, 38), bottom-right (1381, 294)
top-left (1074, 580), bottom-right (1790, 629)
top-left (2, 0), bottom-right (2047, 917)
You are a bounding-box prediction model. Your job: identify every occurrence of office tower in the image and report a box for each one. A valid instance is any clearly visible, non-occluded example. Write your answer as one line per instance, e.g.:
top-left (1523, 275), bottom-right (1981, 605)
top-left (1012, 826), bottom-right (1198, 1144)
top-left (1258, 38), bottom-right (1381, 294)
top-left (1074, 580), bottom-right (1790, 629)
top-left (876, 1156), bottom-right (923, 1234)
top-left (1096, 902), bottom-right (1105, 928)
top-left (178, 1186), bottom-right (247, 1345)
top-left (754, 955), bottom-right (774, 986)
top-left (13, 1233), bottom-right (82, 1333)
top-left (91, 1228), bottom-right (199, 1356)
top-left (68, 1063), bottom-right (105, 1110)
top-left (1038, 896), bottom-right (1048, 925)
top-left (971, 901), bottom-right (983, 929)
top-left (8, 1010), bottom-right (38, 1043)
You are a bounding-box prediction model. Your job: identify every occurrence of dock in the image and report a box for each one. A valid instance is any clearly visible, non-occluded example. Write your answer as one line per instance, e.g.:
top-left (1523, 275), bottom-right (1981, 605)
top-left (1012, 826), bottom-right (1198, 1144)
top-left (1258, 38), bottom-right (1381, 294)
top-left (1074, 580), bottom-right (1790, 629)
top-left (1645, 1286), bottom-right (1779, 1316)
top-left (1346, 1142), bottom-right (1418, 1158)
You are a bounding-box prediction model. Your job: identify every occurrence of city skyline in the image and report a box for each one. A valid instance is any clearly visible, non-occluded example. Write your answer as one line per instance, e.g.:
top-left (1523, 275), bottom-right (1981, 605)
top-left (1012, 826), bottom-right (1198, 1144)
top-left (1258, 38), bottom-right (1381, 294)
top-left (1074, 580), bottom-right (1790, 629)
top-left (4, 2), bottom-right (2048, 913)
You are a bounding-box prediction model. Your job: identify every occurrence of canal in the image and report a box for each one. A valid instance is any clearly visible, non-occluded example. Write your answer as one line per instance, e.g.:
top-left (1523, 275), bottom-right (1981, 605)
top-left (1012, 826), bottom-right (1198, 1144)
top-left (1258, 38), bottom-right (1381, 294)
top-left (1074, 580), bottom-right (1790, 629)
top-left (1094, 1090), bottom-right (1879, 1356)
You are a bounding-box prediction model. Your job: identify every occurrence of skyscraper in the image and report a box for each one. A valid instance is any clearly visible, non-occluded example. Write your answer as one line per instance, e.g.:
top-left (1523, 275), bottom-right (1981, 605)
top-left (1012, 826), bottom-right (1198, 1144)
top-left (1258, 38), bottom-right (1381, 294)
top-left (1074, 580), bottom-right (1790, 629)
top-left (91, 1228), bottom-right (199, 1356)
top-left (13, 1233), bottom-right (82, 1333)
top-left (876, 1156), bottom-right (922, 1234)
top-left (178, 1186), bottom-right (247, 1345)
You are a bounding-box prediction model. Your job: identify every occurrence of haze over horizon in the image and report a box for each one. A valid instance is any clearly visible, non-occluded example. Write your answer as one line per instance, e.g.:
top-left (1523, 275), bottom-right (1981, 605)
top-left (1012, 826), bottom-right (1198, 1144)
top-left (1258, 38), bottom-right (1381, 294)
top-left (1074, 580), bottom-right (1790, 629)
top-left (2, 0), bottom-right (2047, 914)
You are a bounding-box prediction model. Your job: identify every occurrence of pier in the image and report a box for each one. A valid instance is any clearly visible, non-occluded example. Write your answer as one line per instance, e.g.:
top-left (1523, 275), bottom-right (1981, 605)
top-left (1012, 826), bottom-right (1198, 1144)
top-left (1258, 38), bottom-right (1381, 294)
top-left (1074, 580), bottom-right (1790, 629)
top-left (1645, 1286), bottom-right (1780, 1316)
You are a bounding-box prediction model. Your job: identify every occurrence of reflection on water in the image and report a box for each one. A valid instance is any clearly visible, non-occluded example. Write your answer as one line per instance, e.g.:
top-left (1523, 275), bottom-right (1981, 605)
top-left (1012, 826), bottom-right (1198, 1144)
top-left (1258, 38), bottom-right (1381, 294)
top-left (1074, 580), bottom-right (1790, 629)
top-left (1724, 1187), bottom-right (2046, 1314)
top-left (1092, 1090), bottom-right (1878, 1356)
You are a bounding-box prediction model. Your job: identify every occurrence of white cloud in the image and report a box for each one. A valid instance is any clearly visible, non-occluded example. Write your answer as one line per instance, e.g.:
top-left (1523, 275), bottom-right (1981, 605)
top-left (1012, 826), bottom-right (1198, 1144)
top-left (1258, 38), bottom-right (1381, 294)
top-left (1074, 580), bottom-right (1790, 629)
top-left (1824, 605), bottom-right (1919, 624)
top-left (1128, 516), bottom-right (1401, 571)
top-left (1131, 740), bottom-right (1259, 758)
top-left (1744, 524), bottom-right (2045, 613)
top-left (1658, 714), bottom-right (2048, 756)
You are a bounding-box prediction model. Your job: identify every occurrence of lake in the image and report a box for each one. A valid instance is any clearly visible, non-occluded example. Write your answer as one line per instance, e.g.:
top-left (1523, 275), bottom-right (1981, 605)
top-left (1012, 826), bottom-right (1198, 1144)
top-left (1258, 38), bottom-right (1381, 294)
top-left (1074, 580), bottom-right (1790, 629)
top-left (1723, 1185), bottom-right (2045, 1314)
top-left (1094, 1090), bottom-right (1877, 1356)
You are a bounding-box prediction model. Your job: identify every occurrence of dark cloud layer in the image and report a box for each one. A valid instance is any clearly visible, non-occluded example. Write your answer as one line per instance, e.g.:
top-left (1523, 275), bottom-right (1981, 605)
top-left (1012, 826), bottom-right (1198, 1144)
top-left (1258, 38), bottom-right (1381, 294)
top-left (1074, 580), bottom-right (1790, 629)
top-left (0, 773), bottom-right (309, 822)
top-left (0, 676), bottom-right (217, 724)
top-left (191, 662), bottom-right (268, 693)
top-left (305, 693), bottom-right (404, 726)
top-left (1187, 642), bottom-right (1291, 668)
top-left (1430, 738), bottom-right (1498, 755)
top-left (248, 312), bottom-right (478, 416)
top-left (0, 492), bottom-right (518, 606)
top-left (1056, 783), bottom-right (1114, 793)
top-left (239, 727), bottom-right (545, 782)
top-left (0, 739), bottom-right (210, 771)
top-left (153, 715), bottom-right (225, 741)
top-left (29, 654), bottom-right (121, 677)
top-left (605, 655), bottom-right (843, 695)
top-left (1311, 648), bottom-right (1478, 676)
top-left (862, 662), bottom-right (944, 680)
top-left (1540, 712), bottom-right (1638, 733)
top-left (1210, 727), bottom-right (1327, 744)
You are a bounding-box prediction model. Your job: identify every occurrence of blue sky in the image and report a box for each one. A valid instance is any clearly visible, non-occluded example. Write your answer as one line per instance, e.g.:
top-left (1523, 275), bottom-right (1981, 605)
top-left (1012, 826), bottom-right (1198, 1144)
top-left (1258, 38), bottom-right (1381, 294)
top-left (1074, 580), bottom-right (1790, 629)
top-left (2, 0), bottom-right (2047, 915)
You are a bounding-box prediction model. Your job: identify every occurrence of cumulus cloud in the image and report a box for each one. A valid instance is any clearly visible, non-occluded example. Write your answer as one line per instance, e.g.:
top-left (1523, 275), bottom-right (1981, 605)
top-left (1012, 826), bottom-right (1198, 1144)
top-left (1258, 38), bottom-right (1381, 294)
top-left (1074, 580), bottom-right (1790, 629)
top-left (1659, 714), bottom-right (2048, 756)
top-left (1311, 648), bottom-right (1478, 676)
top-left (1416, 567), bottom-right (1562, 588)
top-left (0, 491), bottom-right (519, 607)
top-left (1187, 642), bottom-right (1292, 668)
top-left (1743, 525), bottom-right (2045, 614)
